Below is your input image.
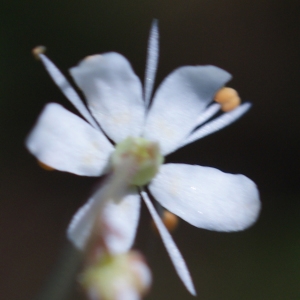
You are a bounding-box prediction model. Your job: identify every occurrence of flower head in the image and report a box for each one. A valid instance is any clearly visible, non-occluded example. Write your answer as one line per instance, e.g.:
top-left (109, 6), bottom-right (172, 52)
top-left (82, 251), bottom-right (151, 300)
top-left (27, 20), bottom-right (260, 296)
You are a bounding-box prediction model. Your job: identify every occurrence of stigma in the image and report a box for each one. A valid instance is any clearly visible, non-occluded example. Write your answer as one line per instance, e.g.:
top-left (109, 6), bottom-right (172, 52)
top-left (111, 137), bottom-right (164, 186)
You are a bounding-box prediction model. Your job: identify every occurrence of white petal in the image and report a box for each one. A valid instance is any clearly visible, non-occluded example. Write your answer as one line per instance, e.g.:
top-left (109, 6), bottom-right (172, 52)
top-left (149, 164), bottom-right (260, 232)
top-left (67, 186), bottom-right (141, 254)
top-left (180, 102), bottom-right (252, 148)
top-left (26, 103), bottom-right (113, 176)
top-left (67, 195), bottom-right (98, 251)
top-left (39, 54), bottom-right (99, 129)
top-left (144, 19), bottom-right (159, 106)
top-left (70, 53), bottom-right (145, 143)
top-left (144, 65), bottom-right (231, 155)
top-left (141, 191), bottom-right (196, 296)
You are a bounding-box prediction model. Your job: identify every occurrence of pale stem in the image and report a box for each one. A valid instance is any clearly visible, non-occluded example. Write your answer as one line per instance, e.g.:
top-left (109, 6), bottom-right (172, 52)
top-left (83, 157), bottom-right (139, 263)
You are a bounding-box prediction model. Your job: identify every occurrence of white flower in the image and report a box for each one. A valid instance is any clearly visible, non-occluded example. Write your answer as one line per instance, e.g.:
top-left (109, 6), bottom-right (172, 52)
top-left (27, 21), bottom-right (260, 296)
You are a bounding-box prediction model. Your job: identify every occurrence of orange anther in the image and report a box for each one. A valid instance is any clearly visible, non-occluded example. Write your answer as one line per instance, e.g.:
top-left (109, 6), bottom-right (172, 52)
top-left (214, 87), bottom-right (238, 103)
top-left (37, 160), bottom-right (55, 171)
top-left (32, 46), bottom-right (46, 60)
top-left (214, 87), bottom-right (241, 112)
top-left (221, 96), bottom-right (241, 112)
top-left (152, 210), bottom-right (179, 233)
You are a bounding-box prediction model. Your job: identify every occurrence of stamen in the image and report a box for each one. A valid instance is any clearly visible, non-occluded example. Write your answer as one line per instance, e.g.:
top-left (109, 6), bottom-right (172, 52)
top-left (36, 52), bottom-right (99, 129)
top-left (180, 102), bottom-right (251, 148)
top-left (37, 160), bottom-right (55, 171)
top-left (152, 210), bottom-right (179, 233)
top-left (214, 87), bottom-right (241, 112)
top-left (221, 96), bottom-right (241, 112)
top-left (32, 46), bottom-right (46, 60)
top-left (194, 103), bottom-right (221, 127)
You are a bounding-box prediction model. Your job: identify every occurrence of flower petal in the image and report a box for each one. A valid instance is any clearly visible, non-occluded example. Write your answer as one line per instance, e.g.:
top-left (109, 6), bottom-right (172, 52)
top-left (144, 66), bottom-right (231, 155)
top-left (26, 103), bottom-right (113, 176)
top-left (39, 54), bottom-right (99, 129)
top-left (67, 186), bottom-right (141, 254)
top-left (149, 164), bottom-right (260, 232)
top-left (70, 53), bottom-right (145, 143)
top-left (180, 102), bottom-right (252, 149)
top-left (141, 191), bottom-right (196, 296)
top-left (144, 19), bottom-right (159, 106)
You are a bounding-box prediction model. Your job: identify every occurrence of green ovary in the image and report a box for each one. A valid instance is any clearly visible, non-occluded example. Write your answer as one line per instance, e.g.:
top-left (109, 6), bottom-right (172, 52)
top-left (111, 137), bottom-right (164, 186)
top-left (81, 251), bottom-right (149, 300)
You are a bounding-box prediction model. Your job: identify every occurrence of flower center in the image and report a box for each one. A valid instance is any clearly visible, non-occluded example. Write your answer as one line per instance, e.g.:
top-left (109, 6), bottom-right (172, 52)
top-left (111, 137), bottom-right (164, 186)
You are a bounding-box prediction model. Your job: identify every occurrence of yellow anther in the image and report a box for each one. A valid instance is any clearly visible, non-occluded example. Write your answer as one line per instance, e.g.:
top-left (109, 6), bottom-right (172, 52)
top-left (214, 87), bottom-right (238, 103)
top-left (32, 46), bottom-right (46, 60)
top-left (214, 87), bottom-right (241, 112)
top-left (152, 210), bottom-right (179, 233)
top-left (221, 96), bottom-right (241, 112)
top-left (37, 160), bottom-right (55, 171)
top-left (84, 55), bottom-right (98, 61)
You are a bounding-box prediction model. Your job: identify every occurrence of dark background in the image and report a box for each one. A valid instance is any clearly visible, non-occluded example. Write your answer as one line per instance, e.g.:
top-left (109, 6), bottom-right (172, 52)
top-left (1, 0), bottom-right (300, 299)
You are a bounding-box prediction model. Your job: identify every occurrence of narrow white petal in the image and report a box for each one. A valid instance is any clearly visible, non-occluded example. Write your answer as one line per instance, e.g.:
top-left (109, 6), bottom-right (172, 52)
top-left (180, 102), bottom-right (251, 148)
top-left (67, 195), bottom-right (97, 250)
top-left (193, 103), bottom-right (221, 127)
top-left (144, 66), bottom-right (232, 155)
top-left (149, 164), bottom-right (260, 232)
top-left (70, 53), bottom-right (145, 143)
top-left (67, 186), bottom-right (141, 254)
top-left (39, 54), bottom-right (99, 129)
top-left (144, 19), bottom-right (159, 106)
top-left (26, 103), bottom-right (113, 176)
top-left (141, 191), bottom-right (196, 296)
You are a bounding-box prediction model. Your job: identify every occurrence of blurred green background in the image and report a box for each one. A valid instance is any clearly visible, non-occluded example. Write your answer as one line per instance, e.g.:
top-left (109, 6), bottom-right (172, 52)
top-left (1, 0), bottom-right (300, 299)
